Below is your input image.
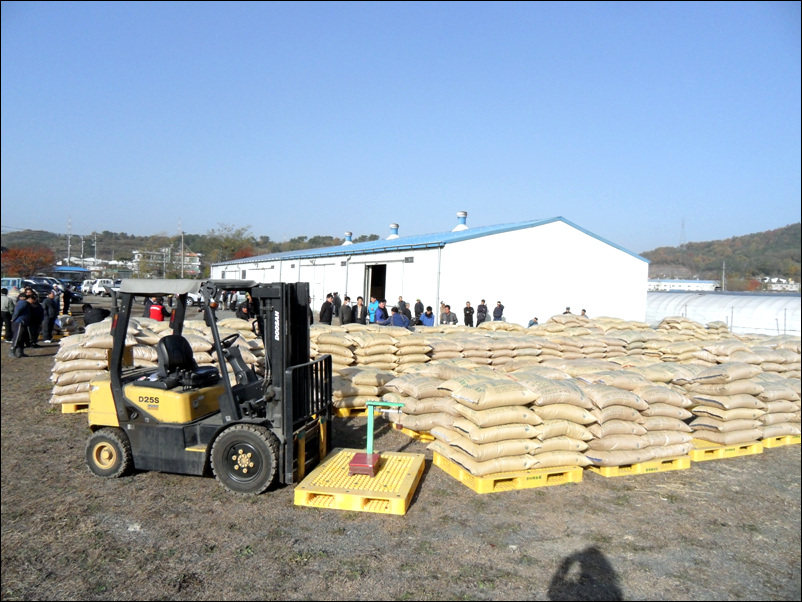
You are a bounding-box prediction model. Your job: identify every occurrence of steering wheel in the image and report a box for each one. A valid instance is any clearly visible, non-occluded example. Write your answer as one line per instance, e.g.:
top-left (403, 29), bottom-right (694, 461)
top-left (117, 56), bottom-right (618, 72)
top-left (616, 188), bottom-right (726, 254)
top-left (221, 333), bottom-right (240, 349)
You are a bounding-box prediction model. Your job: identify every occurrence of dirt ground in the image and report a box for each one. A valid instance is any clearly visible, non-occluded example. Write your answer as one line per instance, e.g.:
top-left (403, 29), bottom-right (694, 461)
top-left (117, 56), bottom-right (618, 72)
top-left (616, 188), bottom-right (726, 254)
top-left (1, 301), bottom-right (800, 601)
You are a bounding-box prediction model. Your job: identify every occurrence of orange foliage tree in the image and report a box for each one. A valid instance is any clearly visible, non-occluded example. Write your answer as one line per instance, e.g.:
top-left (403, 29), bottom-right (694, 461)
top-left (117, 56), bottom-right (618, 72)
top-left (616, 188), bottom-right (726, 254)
top-left (1, 246), bottom-right (56, 278)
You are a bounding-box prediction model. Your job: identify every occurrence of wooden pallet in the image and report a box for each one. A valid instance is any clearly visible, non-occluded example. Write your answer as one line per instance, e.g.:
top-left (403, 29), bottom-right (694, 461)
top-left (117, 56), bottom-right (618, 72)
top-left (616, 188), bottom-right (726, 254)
top-left (432, 452), bottom-right (583, 494)
top-left (333, 407), bottom-right (378, 418)
top-left (294, 448), bottom-right (425, 515)
top-left (761, 434), bottom-right (801, 448)
top-left (587, 455), bottom-right (691, 478)
top-left (689, 439), bottom-right (763, 462)
top-left (60, 403), bottom-right (89, 414)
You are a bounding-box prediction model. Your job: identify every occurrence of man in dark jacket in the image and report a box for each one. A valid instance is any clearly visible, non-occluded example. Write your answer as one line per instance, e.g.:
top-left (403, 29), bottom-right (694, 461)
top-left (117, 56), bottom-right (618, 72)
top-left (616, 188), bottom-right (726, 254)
top-left (41, 290), bottom-right (60, 342)
top-left (10, 295), bottom-right (31, 358)
top-left (476, 300), bottom-right (488, 325)
top-left (27, 294), bottom-right (44, 347)
top-left (414, 299), bottom-right (424, 322)
top-left (463, 301), bottom-right (475, 327)
top-left (340, 296), bottom-right (353, 325)
top-left (332, 292), bottom-right (341, 318)
top-left (352, 296), bottom-right (368, 324)
top-left (319, 294), bottom-right (333, 325)
top-left (82, 303), bottom-right (111, 326)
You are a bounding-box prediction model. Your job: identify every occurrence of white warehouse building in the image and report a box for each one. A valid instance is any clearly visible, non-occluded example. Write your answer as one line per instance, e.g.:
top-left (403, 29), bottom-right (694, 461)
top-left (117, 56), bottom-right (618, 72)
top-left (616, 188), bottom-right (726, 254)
top-left (210, 213), bottom-right (650, 326)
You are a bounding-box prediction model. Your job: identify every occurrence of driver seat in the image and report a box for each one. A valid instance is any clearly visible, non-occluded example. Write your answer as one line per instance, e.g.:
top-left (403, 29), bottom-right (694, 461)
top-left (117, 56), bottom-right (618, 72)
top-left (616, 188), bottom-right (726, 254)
top-left (153, 334), bottom-right (220, 389)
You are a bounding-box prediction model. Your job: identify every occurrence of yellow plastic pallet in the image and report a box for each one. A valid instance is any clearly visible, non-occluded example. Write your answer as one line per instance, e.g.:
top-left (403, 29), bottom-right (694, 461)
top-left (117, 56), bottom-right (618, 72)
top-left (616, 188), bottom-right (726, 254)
top-left (761, 435), bottom-right (801, 448)
top-left (334, 407), bottom-right (378, 418)
top-left (432, 452), bottom-right (583, 494)
top-left (392, 424), bottom-right (435, 442)
top-left (690, 439), bottom-right (763, 461)
top-left (587, 455), bottom-right (691, 478)
top-left (60, 403), bottom-right (89, 414)
top-left (294, 448), bottom-right (425, 515)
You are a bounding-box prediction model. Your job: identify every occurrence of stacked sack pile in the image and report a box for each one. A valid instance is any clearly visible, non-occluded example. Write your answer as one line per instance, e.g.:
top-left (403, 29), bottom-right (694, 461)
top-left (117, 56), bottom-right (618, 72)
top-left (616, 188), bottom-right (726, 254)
top-left (312, 328), bottom-right (356, 372)
top-left (49, 319), bottom-right (138, 406)
top-left (49, 316), bottom-right (267, 406)
top-left (578, 369), bottom-right (694, 467)
top-left (332, 366), bottom-right (394, 411)
top-left (425, 366), bottom-right (592, 477)
top-left (683, 362), bottom-right (767, 446)
top-left (348, 329), bottom-right (399, 372)
top-left (382, 368), bottom-right (463, 433)
top-left (393, 333), bottom-right (432, 374)
top-left (752, 372), bottom-right (801, 439)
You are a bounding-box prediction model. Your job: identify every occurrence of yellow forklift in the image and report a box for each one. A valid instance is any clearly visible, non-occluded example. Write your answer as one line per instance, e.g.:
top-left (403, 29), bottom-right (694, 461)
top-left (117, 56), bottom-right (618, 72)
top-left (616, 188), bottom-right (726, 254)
top-left (85, 279), bottom-right (332, 494)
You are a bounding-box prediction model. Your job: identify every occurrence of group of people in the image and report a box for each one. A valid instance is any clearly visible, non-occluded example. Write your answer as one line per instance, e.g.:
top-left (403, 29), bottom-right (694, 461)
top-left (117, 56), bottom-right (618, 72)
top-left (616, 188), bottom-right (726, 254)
top-left (2, 283), bottom-right (113, 358)
top-left (313, 294), bottom-right (516, 330)
top-left (2, 286), bottom-right (62, 357)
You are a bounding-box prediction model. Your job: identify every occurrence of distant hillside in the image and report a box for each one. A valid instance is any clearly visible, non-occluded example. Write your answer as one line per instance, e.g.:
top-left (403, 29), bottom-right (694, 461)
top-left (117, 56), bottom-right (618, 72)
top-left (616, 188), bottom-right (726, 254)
top-left (4, 223), bottom-right (799, 289)
top-left (1, 227), bottom-right (380, 277)
top-left (642, 223), bottom-right (801, 288)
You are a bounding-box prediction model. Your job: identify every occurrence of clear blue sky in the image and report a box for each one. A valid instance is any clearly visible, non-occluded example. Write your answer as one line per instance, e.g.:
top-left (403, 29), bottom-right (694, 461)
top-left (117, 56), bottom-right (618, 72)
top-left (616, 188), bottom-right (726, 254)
top-left (2, 1), bottom-right (800, 254)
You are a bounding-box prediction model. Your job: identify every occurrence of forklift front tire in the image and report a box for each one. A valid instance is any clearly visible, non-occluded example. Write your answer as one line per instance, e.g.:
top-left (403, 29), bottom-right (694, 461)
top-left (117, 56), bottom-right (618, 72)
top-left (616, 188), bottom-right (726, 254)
top-left (86, 428), bottom-right (133, 478)
top-left (211, 425), bottom-right (279, 495)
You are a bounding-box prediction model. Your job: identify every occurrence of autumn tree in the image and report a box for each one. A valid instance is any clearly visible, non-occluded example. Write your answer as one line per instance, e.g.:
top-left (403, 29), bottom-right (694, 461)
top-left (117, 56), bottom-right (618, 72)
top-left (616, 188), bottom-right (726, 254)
top-left (1, 246), bottom-right (56, 277)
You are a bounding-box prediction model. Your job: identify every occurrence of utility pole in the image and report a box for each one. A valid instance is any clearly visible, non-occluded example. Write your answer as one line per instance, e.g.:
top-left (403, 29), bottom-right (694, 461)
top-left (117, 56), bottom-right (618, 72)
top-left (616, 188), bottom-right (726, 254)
top-left (80, 236), bottom-right (85, 268)
top-left (179, 220), bottom-right (184, 278)
top-left (722, 260), bottom-right (726, 292)
top-left (66, 217), bottom-right (72, 266)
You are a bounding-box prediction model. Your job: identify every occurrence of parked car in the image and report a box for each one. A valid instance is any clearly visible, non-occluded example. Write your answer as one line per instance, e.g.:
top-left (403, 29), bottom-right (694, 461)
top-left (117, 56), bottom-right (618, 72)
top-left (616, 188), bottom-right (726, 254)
top-left (1, 277), bottom-right (24, 301)
top-left (22, 279), bottom-right (56, 298)
top-left (91, 279), bottom-right (114, 296)
top-left (80, 279), bottom-right (96, 293)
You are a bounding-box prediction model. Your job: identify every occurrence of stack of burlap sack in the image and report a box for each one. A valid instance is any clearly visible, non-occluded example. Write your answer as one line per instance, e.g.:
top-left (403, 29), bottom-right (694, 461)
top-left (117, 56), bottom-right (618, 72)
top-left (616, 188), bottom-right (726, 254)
top-left (683, 362), bottom-right (801, 444)
top-left (49, 316), bottom-right (265, 405)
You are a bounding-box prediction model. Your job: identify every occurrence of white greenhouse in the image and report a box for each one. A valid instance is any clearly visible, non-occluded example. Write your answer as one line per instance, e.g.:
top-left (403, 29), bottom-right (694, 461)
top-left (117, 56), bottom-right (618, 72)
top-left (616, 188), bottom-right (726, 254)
top-left (211, 213), bottom-right (649, 327)
top-left (646, 291), bottom-right (801, 337)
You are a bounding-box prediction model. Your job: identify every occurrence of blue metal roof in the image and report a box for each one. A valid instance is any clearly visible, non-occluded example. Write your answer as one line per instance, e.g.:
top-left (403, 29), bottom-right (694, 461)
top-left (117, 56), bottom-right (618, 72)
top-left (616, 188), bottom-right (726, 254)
top-left (214, 216), bottom-right (649, 266)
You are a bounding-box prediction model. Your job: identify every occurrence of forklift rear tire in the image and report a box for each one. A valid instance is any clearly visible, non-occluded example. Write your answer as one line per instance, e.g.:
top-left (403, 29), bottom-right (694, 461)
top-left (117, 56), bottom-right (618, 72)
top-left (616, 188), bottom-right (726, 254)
top-left (86, 428), bottom-right (133, 478)
top-left (211, 425), bottom-right (279, 495)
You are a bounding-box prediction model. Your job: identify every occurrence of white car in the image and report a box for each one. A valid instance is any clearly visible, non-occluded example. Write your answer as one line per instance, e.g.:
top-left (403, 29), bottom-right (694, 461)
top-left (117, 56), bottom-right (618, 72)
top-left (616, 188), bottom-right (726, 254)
top-left (91, 279), bottom-right (114, 296)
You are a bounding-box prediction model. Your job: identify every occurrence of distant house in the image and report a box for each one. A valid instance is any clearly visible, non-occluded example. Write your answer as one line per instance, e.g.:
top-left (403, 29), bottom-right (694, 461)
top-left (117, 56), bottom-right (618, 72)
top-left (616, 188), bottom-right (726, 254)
top-left (647, 279), bottom-right (718, 292)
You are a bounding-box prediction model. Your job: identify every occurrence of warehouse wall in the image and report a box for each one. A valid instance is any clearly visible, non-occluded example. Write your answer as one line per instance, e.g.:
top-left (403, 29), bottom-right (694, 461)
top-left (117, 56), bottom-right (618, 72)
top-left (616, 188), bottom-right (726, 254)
top-left (211, 220), bottom-right (649, 325)
top-left (438, 221), bottom-right (648, 326)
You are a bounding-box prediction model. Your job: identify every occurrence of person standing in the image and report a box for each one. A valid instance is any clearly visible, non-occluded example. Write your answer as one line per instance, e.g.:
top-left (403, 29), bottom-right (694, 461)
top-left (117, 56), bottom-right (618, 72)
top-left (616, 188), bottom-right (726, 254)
top-left (149, 297), bottom-right (171, 321)
top-left (27, 293), bottom-right (44, 347)
top-left (61, 285), bottom-right (74, 315)
top-left (581, 309), bottom-right (588, 318)
top-left (440, 304), bottom-right (458, 325)
top-left (352, 296), bottom-right (368, 324)
top-left (319, 294), bottom-right (333, 325)
top-left (368, 295), bottom-right (379, 324)
top-left (307, 297), bottom-right (313, 326)
top-left (493, 301), bottom-right (504, 321)
top-left (414, 298), bottom-right (424, 322)
top-left (41, 290), bottom-right (60, 342)
top-left (340, 296), bottom-right (353, 325)
top-left (332, 292), bottom-right (341, 318)
top-left (9, 294), bottom-right (31, 358)
top-left (476, 300), bottom-right (488, 326)
top-left (1, 288), bottom-right (14, 343)
top-left (463, 301), bottom-right (474, 327)
top-left (563, 307), bottom-right (572, 314)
